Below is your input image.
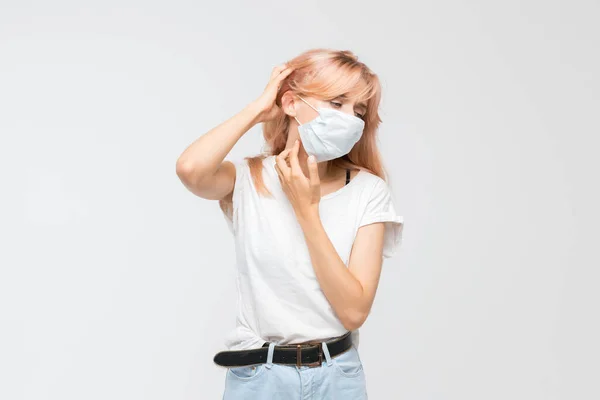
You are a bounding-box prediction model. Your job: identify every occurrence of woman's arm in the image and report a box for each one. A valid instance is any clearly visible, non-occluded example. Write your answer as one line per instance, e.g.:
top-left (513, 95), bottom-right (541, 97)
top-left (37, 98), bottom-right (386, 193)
top-left (273, 140), bottom-right (385, 330)
top-left (297, 212), bottom-right (385, 331)
top-left (175, 103), bottom-right (261, 200)
top-left (176, 64), bottom-right (295, 201)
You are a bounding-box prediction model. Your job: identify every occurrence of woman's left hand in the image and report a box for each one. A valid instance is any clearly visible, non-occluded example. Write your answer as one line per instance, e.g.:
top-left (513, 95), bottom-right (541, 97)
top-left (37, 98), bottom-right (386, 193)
top-left (274, 139), bottom-right (321, 219)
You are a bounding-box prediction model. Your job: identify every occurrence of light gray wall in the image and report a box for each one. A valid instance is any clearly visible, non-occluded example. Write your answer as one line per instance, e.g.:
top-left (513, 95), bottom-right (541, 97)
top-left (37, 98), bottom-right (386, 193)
top-left (1, 1), bottom-right (598, 399)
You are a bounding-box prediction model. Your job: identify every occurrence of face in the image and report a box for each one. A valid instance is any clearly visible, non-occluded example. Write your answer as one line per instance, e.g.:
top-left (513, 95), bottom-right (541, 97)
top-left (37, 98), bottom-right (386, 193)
top-left (286, 93), bottom-right (367, 125)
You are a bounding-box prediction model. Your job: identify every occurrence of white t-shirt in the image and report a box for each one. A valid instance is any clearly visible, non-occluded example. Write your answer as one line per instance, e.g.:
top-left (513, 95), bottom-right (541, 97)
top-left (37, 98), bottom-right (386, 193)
top-left (219, 154), bottom-right (404, 350)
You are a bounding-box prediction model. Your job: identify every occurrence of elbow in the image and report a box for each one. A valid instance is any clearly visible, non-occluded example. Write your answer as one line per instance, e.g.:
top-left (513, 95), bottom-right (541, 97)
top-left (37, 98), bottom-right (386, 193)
top-left (176, 158), bottom-right (194, 179)
top-left (340, 309), bottom-right (368, 331)
top-left (176, 159), bottom-right (207, 184)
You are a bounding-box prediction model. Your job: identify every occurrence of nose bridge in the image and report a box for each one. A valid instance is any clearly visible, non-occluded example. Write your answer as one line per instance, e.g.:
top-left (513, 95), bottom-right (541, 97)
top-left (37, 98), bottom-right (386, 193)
top-left (342, 102), bottom-right (355, 115)
top-left (342, 98), bottom-right (362, 116)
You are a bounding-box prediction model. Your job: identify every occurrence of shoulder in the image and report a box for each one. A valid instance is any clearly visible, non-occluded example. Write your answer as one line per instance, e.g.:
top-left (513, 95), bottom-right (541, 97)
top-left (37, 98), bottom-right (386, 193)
top-left (226, 156), bottom-right (255, 181)
top-left (356, 169), bottom-right (391, 197)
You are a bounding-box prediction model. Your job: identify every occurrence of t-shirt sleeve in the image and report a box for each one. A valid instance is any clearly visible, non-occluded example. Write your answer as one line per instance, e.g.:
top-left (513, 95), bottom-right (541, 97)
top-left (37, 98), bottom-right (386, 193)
top-left (358, 178), bottom-right (404, 258)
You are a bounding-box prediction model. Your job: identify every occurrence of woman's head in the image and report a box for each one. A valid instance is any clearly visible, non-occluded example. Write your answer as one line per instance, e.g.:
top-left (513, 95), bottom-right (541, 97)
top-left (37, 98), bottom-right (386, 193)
top-left (269, 48), bottom-right (381, 153)
top-left (247, 48), bottom-right (388, 196)
top-left (278, 50), bottom-right (377, 128)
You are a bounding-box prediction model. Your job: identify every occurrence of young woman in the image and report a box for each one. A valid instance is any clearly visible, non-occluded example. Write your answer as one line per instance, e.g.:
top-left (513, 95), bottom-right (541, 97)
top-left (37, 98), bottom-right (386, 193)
top-left (176, 48), bottom-right (404, 399)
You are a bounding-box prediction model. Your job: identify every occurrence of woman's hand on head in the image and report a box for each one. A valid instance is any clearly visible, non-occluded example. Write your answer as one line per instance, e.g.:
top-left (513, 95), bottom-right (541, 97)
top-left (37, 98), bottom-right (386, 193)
top-left (251, 64), bottom-right (295, 123)
top-left (274, 139), bottom-right (321, 220)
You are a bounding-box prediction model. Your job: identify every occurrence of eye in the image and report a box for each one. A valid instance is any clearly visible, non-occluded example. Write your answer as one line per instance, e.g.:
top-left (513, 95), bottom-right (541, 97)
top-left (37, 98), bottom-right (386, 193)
top-left (330, 101), bottom-right (343, 108)
top-left (355, 112), bottom-right (365, 120)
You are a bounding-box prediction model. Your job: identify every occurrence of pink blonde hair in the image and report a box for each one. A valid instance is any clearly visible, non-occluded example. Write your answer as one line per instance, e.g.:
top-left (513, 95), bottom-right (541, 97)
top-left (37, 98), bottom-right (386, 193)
top-left (245, 48), bottom-right (388, 197)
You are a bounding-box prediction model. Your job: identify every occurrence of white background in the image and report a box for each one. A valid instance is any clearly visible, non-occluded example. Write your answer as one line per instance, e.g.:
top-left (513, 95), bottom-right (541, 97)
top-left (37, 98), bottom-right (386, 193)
top-left (1, 1), bottom-right (598, 399)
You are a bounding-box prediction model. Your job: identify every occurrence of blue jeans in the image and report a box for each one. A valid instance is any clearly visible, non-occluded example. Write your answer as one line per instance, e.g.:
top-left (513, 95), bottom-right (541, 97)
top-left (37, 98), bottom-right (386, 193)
top-left (222, 341), bottom-right (368, 399)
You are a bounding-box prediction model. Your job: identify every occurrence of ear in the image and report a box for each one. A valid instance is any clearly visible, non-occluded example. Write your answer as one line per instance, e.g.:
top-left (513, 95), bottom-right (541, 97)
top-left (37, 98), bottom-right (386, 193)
top-left (280, 90), bottom-right (298, 119)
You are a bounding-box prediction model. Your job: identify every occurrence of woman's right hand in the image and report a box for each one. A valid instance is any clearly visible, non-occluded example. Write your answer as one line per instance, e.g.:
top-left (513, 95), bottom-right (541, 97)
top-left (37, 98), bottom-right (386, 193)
top-left (251, 64), bottom-right (295, 123)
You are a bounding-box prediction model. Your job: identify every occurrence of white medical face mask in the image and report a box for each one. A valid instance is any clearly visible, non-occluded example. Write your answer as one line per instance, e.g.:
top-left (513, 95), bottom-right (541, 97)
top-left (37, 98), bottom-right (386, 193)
top-left (293, 95), bottom-right (365, 162)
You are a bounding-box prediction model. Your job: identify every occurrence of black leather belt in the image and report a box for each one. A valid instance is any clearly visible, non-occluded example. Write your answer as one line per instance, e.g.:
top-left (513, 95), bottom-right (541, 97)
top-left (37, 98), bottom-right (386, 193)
top-left (213, 331), bottom-right (353, 368)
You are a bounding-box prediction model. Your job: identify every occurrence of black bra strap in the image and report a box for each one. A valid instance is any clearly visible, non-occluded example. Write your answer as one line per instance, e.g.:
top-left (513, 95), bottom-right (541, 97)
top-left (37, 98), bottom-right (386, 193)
top-left (345, 169), bottom-right (351, 185)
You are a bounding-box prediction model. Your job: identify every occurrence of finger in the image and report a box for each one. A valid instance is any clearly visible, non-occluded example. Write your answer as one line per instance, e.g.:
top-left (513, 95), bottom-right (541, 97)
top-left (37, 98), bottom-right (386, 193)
top-left (279, 147), bottom-right (292, 155)
top-left (275, 149), bottom-right (291, 177)
top-left (270, 66), bottom-right (295, 90)
top-left (270, 64), bottom-right (288, 79)
top-left (274, 163), bottom-right (285, 185)
top-left (275, 66), bottom-right (295, 81)
top-left (307, 156), bottom-right (320, 187)
top-left (278, 148), bottom-right (292, 167)
top-left (289, 139), bottom-right (303, 177)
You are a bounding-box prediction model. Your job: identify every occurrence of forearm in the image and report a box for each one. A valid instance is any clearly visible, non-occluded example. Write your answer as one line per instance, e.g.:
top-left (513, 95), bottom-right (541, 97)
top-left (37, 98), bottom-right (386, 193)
top-left (297, 209), bottom-right (366, 330)
top-left (176, 102), bottom-right (262, 178)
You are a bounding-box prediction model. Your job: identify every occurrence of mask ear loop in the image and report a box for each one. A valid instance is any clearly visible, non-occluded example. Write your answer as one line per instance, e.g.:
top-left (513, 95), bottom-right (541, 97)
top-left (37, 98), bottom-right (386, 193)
top-left (294, 95), bottom-right (319, 126)
top-left (297, 95), bottom-right (319, 112)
